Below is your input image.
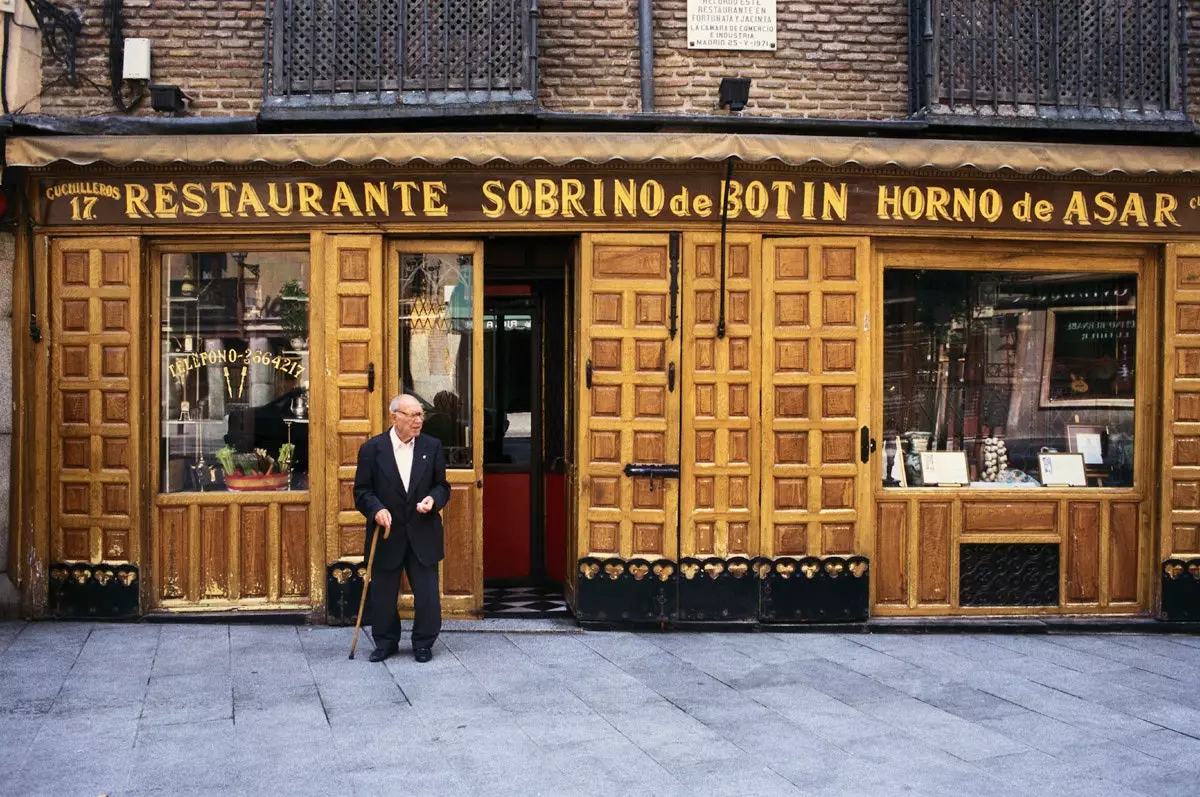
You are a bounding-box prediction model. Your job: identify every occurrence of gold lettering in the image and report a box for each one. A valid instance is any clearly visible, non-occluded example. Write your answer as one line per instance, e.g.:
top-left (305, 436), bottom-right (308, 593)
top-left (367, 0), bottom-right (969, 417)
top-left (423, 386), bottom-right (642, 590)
top-left (267, 183), bottom-right (294, 215)
top-left (154, 182), bottom-right (179, 219)
top-left (925, 186), bottom-right (951, 221)
top-left (1034, 199), bottom-right (1053, 222)
top-left (125, 184), bottom-right (151, 218)
top-left (392, 181), bottom-right (419, 216)
top-left (181, 183), bottom-right (208, 217)
top-left (481, 180), bottom-right (505, 218)
top-left (952, 188), bottom-right (976, 222)
top-left (330, 182), bottom-right (363, 217)
top-left (639, 180), bottom-right (665, 216)
top-left (1155, 193), bottom-right (1180, 227)
top-left (363, 182), bottom-right (388, 216)
top-left (422, 181), bottom-right (448, 217)
top-left (744, 181), bottom-right (768, 218)
top-left (508, 181), bottom-right (532, 216)
top-left (535, 178), bottom-right (559, 217)
top-left (1118, 193), bottom-right (1148, 227)
top-left (979, 189), bottom-right (1003, 223)
top-left (1093, 192), bottom-right (1118, 225)
top-left (237, 183), bottom-right (268, 218)
top-left (877, 185), bottom-right (901, 220)
top-left (669, 187), bottom-right (691, 217)
top-left (561, 179), bottom-right (586, 218)
top-left (901, 186), bottom-right (924, 220)
top-left (821, 182), bottom-right (848, 221)
top-left (614, 180), bottom-right (637, 217)
top-left (772, 181), bottom-right (795, 220)
top-left (1063, 191), bottom-right (1091, 225)
top-left (210, 182), bottom-right (237, 217)
top-left (297, 182), bottom-right (326, 216)
top-left (592, 179), bottom-right (606, 217)
top-left (693, 194), bottom-right (713, 217)
top-left (721, 180), bottom-right (743, 218)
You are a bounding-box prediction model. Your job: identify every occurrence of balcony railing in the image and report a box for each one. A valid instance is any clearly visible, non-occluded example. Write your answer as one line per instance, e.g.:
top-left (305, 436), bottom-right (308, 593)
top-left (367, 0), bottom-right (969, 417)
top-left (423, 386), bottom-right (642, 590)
top-left (912, 0), bottom-right (1190, 127)
top-left (262, 0), bottom-right (538, 115)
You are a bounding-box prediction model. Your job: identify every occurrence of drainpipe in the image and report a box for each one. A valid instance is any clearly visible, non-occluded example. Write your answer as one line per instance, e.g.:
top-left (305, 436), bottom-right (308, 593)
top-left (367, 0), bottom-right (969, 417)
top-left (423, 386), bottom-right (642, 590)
top-left (638, 0), bottom-right (654, 112)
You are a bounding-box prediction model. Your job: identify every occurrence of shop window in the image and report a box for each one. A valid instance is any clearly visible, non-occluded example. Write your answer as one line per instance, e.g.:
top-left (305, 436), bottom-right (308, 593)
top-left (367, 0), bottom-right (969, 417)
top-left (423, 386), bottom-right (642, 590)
top-left (161, 251), bottom-right (310, 493)
top-left (883, 269), bottom-right (1136, 489)
top-left (399, 252), bottom-right (473, 468)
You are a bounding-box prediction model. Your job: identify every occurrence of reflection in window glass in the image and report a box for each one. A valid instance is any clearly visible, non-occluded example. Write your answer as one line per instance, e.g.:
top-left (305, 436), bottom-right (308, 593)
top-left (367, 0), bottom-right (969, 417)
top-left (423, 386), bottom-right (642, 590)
top-left (399, 253), bottom-right (473, 468)
top-left (883, 270), bottom-right (1136, 489)
top-left (483, 312), bottom-right (534, 467)
top-left (161, 251), bottom-right (309, 493)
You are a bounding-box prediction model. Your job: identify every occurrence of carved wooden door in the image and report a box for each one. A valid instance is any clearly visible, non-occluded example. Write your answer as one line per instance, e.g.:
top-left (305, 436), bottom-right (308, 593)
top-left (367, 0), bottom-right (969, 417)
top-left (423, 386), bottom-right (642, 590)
top-left (575, 234), bottom-right (681, 567)
top-left (387, 241), bottom-right (484, 616)
top-left (48, 237), bottom-right (144, 586)
top-left (760, 238), bottom-right (873, 560)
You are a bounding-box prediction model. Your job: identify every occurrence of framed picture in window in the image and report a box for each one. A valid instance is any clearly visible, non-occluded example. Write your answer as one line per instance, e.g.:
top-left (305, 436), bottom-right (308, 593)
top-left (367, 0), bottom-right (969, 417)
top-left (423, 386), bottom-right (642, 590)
top-left (1066, 424), bottom-right (1106, 465)
top-left (1038, 453), bottom-right (1088, 487)
top-left (918, 451), bottom-right (969, 486)
top-left (1040, 306), bottom-right (1136, 408)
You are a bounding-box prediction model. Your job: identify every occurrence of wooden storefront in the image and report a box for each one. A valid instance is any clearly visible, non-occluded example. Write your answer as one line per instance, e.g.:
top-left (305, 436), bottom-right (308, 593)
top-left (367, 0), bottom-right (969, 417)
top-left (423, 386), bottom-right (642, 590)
top-left (7, 133), bottom-right (1200, 623)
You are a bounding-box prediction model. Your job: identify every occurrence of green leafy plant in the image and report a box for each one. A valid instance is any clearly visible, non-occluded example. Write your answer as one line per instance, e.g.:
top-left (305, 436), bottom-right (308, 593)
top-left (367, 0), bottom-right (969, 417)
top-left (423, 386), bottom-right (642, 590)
top-left (278, 280), bottom-right (308, 342)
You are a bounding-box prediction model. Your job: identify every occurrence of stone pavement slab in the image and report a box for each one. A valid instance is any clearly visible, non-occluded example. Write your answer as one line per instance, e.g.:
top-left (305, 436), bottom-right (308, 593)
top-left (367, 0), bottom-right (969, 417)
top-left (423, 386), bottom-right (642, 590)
top-left (0, 620), bottom-right (1198, 796)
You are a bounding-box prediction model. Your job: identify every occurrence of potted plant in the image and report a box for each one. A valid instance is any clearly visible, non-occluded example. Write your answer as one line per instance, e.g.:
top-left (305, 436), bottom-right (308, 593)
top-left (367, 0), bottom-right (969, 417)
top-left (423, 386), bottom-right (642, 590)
top-left (279, 280), bottom-right (308, 350)
top-left (215, 444), bottom-right (293, 491)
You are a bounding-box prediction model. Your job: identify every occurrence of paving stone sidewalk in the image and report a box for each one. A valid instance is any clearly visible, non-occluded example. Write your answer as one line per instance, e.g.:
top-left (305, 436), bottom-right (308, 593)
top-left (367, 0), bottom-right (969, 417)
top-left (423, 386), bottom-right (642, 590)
top-left (2, 621), bottom-right (1199, 796)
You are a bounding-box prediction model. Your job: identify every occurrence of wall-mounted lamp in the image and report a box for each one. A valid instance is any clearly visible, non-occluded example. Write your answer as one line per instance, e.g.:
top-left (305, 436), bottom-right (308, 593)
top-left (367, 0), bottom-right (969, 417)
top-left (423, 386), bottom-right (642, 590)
top-left (718, 77), bottom-right (752, 113)
top-left (151, 84), bottom-right (186, 114)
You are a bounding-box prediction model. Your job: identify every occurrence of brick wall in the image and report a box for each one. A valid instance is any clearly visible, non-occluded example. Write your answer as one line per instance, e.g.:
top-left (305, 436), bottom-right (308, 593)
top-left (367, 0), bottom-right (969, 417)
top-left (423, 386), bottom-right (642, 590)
top-left (38, 0), bottom-right (263, 117)
top-left (539, 0), bottom-right (911, 118)
top-left (1190, 3), bottom-right (1200, 125)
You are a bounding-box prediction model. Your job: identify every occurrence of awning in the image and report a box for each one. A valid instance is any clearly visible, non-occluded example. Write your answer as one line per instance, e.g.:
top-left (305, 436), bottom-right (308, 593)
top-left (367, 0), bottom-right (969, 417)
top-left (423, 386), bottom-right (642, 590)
top-left (7, 131), bottom-right (1200, 177)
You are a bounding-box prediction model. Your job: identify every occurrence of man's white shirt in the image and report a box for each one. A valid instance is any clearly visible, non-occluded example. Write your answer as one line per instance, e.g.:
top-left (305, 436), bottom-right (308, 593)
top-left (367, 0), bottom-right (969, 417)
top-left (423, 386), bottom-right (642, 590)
top-left (390, 428), bottom-right (415, 492)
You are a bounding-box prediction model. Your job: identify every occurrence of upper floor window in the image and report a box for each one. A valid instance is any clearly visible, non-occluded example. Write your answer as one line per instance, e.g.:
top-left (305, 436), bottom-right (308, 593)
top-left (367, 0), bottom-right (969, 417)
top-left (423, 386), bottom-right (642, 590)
top-left (912, 0), bottom-right (1190, 127)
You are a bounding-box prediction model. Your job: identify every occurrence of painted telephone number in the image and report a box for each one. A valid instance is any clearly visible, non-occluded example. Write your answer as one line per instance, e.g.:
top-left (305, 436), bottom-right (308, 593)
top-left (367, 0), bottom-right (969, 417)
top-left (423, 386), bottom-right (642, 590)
top-left (168, 348), bottom-right (305, 379)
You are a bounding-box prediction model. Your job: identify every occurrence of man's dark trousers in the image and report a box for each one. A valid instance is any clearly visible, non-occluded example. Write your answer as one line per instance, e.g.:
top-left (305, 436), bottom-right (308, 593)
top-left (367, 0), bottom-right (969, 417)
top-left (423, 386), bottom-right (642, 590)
top-left (368, 545), bottom-right (441, 650)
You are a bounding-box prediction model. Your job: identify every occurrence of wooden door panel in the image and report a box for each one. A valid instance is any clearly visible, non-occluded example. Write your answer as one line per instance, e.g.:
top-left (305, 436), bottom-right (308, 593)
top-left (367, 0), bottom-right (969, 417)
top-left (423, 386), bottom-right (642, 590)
top-left (761, 238), bottom-right (871, 559)
top-left (49, 238), bottom-right (142, 571)
top-left (681, 233), bottom-right (760, 559)
top-left (577, 234), bottom-right (679, 563)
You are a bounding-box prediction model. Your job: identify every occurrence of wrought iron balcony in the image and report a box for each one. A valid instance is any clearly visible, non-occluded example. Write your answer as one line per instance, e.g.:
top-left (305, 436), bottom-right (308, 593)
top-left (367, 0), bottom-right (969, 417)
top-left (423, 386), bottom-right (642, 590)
top-left (911, 0), bottom-right (1191, 128)
top-left (262, 0), bottom-right (538, 116)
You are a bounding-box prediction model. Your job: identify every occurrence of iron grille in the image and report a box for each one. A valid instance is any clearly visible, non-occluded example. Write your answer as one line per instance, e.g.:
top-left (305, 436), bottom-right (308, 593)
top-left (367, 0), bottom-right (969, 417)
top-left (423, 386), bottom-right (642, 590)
top-left (913, 0), bottom-right (1190, 126)
top-left (263, 0), bottom-right (538, 112)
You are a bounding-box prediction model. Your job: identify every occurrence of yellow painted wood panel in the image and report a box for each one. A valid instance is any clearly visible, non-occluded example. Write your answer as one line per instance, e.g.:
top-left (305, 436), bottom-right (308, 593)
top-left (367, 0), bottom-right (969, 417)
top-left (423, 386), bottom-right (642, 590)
top-left (761, 237), bottom-right (871, 558)
top-left (48, 238), bottom-right (142, 571)
top-left (681, 233), bottom-right (760, 559)
top-left (577, 234), bottom-right (680, 562)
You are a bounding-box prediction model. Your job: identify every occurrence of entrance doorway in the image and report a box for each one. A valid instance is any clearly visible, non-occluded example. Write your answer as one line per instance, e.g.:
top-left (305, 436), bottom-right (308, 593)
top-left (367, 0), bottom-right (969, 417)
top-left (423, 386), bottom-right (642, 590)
top-left (481, 238), bottom-right (573, 617)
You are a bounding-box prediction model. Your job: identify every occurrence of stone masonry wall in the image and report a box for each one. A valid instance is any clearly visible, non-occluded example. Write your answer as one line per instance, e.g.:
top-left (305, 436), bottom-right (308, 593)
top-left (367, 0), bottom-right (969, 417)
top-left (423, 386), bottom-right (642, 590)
top-left (37, 0), bottom-right (263, 117)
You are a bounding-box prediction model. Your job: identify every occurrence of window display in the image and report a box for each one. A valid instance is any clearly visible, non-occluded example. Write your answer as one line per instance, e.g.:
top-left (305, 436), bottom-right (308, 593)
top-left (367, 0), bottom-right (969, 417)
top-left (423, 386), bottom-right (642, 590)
top-left (882, 269), bottom-right (1136, 489)
top-left (160, 251), bottom-right (310, 492)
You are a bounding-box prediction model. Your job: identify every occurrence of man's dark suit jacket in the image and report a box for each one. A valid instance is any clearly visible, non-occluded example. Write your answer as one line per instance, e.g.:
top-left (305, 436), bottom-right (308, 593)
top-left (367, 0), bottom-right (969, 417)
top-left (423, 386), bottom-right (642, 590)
top-left (353, 431), bottom-right (451, 570)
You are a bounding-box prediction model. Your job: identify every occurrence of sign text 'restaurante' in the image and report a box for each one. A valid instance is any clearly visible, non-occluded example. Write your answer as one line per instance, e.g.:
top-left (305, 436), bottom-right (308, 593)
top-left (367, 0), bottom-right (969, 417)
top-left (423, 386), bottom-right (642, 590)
top-left (38, 173), bottom-right (1199, 233)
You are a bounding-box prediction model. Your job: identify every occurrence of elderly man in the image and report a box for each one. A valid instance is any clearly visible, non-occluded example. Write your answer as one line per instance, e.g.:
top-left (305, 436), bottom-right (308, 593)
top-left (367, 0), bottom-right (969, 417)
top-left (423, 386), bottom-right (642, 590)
top-left (354, 394), bottom-right (451, 663)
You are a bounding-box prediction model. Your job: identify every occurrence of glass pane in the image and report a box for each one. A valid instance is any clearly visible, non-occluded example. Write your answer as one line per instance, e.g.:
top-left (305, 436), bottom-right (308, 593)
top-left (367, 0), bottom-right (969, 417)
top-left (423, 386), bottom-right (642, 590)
top-left (161, 251), bottom-right (310, 493)
top-left (883, 269), bottom-right (1136, 489)
top-left (483, 312), bottom-right (533, 466)
top-left (399, 252), bottom-right (473, 468)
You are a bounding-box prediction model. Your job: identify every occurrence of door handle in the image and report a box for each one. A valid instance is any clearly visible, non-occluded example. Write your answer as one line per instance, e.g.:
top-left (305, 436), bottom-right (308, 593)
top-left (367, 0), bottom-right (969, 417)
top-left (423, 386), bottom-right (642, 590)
top-left (585, 358), bottom-right (593, 389)
top-left (367, 362), bottom-right (375, 393)
top-left (860, 426), bottom-right (876, 463)
top-left (668, 362), bottom-right (676, 392)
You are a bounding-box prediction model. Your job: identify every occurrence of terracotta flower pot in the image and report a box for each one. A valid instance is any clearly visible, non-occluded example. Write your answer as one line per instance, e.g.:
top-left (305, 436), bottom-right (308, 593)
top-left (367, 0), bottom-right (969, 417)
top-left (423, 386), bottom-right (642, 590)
top-left (224, 472), bottom-right (290, 492)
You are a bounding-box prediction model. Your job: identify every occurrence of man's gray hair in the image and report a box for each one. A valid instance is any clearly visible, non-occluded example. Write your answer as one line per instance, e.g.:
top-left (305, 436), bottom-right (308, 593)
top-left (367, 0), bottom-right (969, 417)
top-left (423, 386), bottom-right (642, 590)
top-left (389, 394), bottom-right (418, 413)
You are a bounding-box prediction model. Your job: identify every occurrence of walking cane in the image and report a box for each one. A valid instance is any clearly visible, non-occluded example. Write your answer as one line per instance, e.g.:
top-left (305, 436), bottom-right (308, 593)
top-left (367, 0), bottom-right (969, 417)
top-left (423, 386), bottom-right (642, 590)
top-left (349, 521), bottom-right (388, 660)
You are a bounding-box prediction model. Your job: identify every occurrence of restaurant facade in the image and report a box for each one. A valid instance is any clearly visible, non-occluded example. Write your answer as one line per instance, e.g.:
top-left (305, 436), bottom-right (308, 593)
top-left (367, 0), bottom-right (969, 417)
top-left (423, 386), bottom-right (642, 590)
top-left (6, 131), bottom-right (1200, 624)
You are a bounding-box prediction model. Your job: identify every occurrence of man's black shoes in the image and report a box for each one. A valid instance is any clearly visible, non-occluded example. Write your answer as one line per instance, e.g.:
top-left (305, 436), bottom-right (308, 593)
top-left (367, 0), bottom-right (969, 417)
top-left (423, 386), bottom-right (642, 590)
top-left (368, 645), bottom-right (398, 663)
top-left (413, 647), bottom-right (433, 663)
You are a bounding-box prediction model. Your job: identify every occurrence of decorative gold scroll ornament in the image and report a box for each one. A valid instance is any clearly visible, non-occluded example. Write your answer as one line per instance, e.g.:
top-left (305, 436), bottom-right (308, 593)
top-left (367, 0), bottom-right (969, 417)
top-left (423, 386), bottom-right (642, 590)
top-left (117, 570), bottom-right (137, 587)
top-left (824, 560), bottom-right (846, 578)
top-left (680, 562), bottom-right (700, 580)
top-left (754, 561), bottom-right (772, 579)
top-left (703, 561), bottom-right (724, 580)
top-left (629, 563), bottom-right (650, 581)
top-left (332, 566), bottom-right (353, 584)
top-left (653, 563), bottom-right (674, 582)
top-left (93, 568), bottom-right (113, 586)
top-left (777, 562), bottom-right (797, 579)
top-left (799, 562), bottom-right (819, 580)
top-left (849, 561), bottom-right (869, 578)
top-left (1189, 562), bottom-right (1200, 580)
top-left (727, 561), bottom-right (749, 578)
top-left (1164, 563), bottom-right (1184, 580)
top-left (579, 562), bottom-right (600, 580)
top-left (604, 562), bottom-right (625, 580)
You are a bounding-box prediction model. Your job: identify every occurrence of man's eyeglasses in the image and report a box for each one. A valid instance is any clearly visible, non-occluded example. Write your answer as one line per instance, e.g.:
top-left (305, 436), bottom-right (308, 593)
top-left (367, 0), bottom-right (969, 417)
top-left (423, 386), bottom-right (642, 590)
top-left (394, 410), bottom-right (425, 420)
